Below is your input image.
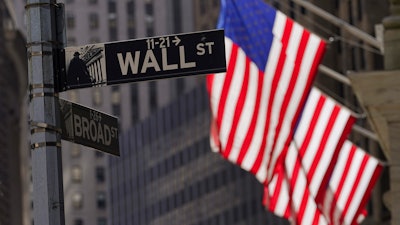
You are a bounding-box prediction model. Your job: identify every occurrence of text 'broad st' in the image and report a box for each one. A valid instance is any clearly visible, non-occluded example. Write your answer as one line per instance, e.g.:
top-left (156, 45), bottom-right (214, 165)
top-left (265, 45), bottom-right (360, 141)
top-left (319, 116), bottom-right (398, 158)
top-left (59, 98), bottom-right (120, 156)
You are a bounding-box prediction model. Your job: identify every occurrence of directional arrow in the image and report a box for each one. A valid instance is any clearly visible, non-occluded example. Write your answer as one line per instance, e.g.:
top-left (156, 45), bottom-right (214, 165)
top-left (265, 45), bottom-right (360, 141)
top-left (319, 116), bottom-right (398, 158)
top-left (172, 36), bottom-right (181, 46)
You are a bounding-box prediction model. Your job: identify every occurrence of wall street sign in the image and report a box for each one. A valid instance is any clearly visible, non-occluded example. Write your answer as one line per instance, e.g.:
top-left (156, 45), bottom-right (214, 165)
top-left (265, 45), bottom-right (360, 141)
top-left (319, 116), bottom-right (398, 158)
top-left (59, 98), bottom-right (120, 156)
top-left (58, 29), bottom-right (226, 91)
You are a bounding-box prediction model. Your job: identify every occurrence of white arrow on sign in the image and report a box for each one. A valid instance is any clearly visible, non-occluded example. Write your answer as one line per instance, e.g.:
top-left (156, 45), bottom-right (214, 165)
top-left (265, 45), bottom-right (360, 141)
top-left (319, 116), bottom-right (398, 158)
top-left (172, 36), bottom-right (181, 46)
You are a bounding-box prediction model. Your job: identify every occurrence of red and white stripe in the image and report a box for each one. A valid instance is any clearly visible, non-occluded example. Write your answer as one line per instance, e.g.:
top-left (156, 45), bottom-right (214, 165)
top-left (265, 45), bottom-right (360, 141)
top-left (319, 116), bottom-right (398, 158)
top-left (265, 88), bottom-right (355, 219)
top-left (320, 140), bottom-right (383, 225)
top-left (207, 11), bottom-right (325, 185)
top-left (293, 88), bottom-right (355, 201)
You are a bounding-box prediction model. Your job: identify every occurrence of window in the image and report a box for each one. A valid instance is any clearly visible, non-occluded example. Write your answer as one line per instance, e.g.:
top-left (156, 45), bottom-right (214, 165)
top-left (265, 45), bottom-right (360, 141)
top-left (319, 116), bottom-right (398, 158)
top-left (72, 193), bottom-right (83, 209)
top-left (92, 88), bottom-right (102, 106)
top-left (89, 13), bottom-right (99, 30)
top-left (97, 218), bottom-right (106, 225)
top-left (131, 84), bottom-right (139, 122)
top-left (111, 86), bottom-right (121, 116)
top-left (72, 166), bottom-right (82, 183)
top-left (145, 1), bottom-right (154, 36)
top-left (145, 3), bottom-right (153, 15)
top-left (67, 37), bottom-right (76, 47)
top-left (66, 14), bottom-right (75, 29)
top-left (89, 0), bottom-right (97, 5)
top-left (127, 19), bottom-right (136, 39)
top-left (95, 151), bottom-right (104, 158)
top-left (108, 0), bottom-right (116, 13)
top-left (176, 78), bottom-right (184, 96)
top-left (97, 192), bottom-right (106, 209)
top-left (96, 167), bottom-right (105, 183)
top-left (199, 1), bottom-right (207, 15)
top-left (109, 18), bottom-right (118, 41)
top-left (74, 219), bottom-right (83, 225)
top-left (71, 145), bottom-right (81, 157)
top-left (149, 81), bottom-right (157, 111)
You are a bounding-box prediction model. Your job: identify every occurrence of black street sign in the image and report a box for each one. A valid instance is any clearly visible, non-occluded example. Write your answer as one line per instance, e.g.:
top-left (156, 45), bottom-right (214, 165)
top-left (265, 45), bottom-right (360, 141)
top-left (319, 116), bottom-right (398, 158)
top-left (59, 98), bottom-right (120, 156)
top-left (58, 29), bottom-right (226, 91)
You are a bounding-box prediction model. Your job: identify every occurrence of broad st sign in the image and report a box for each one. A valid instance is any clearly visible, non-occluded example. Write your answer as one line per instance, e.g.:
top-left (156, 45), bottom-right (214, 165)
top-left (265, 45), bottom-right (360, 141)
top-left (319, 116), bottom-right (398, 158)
top-left (59, 98), bottom-right (120, 156)
top-left (59, 29), bottom-right (226, 91)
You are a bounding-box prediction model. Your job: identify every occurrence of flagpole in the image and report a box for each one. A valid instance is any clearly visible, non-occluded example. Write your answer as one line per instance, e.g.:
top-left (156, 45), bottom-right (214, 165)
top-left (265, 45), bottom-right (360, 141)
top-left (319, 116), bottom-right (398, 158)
top-left (318, 65), bottom-right (351, 85)
top-left (292, 0), bottom-right (382, 51)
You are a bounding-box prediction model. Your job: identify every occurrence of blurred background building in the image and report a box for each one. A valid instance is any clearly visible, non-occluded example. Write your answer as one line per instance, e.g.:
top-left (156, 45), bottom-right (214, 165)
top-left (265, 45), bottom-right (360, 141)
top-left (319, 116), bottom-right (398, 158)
top-left (0, 1), bottom-right (29, 225)
top-left (2, 0), bottom-right (392, 225)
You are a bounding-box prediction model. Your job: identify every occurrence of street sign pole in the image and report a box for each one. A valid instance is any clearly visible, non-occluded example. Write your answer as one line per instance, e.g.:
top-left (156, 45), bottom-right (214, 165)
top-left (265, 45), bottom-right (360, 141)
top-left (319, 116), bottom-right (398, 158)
top-left (26, 1), bottom-right (65, 225)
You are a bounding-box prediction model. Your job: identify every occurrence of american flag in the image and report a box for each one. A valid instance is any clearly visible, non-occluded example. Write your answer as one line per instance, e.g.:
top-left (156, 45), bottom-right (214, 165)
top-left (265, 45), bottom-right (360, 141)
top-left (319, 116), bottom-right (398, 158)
top-left (265, 88), bottom-right (355, 217)
top-left (207, 0), bottom-right (325, 185)
top-left (207, 0), bottom-right (383, 224)
top-left (265, 140), bottom-right (383, 225)
top-left (320, 140), bottom-right (383, 225)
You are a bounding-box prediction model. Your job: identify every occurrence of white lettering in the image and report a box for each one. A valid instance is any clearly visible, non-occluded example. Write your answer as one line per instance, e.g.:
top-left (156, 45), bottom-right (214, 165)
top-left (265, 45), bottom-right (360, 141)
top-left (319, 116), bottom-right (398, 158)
top-left (141, 50), bottom-right (161, 73)
top-left (205, 42), bottom-right (215, 54)
top-left (97, 122), bottom-right (104, 144)
top-left (161, 48), bottom-right (178, 70)
top-left (104, 125), bottom-right (112, 145)
top-left (179, 46), bottom-right (196, 69)
top-left (117, 52), bottom-right (141, 75)
top-left (196, 43), bottom-right (206, 55)
top-left (90, 120), bottom-right (97, 141)
top-left (82, 117), bottom-right (90, 140)
top-left (74, 115), bottom-right (82, 136)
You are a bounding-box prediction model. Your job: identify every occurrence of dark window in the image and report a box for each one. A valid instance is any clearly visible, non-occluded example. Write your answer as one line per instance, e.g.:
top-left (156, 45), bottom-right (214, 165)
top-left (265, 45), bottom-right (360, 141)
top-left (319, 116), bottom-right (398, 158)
top-left (96, 167), bottom-right (105, 183)
top-left (74, 219), bottom-right (83, 225)
top-left (89, 13), bottom-right (99, 30)
top-left (109, 18), bottom-right (118, 41)
top-left (176, 78), bottom-right (184, 96)
top-left (199, 1), bottom-right (207, 15)
top-left (289, 0), bottom-right (295, 19)
top-left (127, 1), bottom-right (135, 15)
top-left (97, 192), bottom-right (106, 209)
top-left (127, 1), bottom-right (136, 38)
top-left (145, 2), bottom-right (153, 15)
top-left (172, 0), bottom-right (182, 33)
top-left (149, 81), bottom-right (157, 111)
top-left (273, 1), bottom-right (280, 10)
top-left (95, 151), bottom-right (104, 158)
top-left (357, 0), bottom-right (363, 21)
top-left (89, 0), bottom-right (97, 5)
top-left (67, 14), bottom-right (75, 29)
top-left (348, 1), bottom-right (353, 25)
top-left (97, 218), bottom-right (106, 225)
top-left (131, 84), bottom-right (139, 122)
top-left (108, 1), bottom-right (116, 13)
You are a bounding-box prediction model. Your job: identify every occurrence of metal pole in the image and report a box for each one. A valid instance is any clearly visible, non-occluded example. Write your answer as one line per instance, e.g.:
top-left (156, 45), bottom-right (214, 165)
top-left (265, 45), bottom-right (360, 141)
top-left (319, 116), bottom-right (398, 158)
top-left (26, 1), bottom-right (65, 225)
top-left (318, 64), bottom-right (351, 86)
top-left (292, 0), bottom-right (382, 51)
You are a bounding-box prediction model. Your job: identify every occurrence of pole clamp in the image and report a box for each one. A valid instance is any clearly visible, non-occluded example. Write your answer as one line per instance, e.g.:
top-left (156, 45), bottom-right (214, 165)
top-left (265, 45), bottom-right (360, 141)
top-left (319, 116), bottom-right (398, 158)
top-left (29, 84), bottom-right (58, 100)
top-left (31, 141), bottom-right (62, 150)
top-left (30, 121), bottom-right (62, 134)
top-left (28, 50), bottom-right (53, 58)
top-left (29, 92), bottom-right (59, 100)
top-left (29, 83), bottom-right (55, 90)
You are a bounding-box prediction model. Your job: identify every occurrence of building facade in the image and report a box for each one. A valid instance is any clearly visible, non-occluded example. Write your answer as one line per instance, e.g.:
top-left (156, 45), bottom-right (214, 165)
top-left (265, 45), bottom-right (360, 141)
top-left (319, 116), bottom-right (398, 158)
top-left (110, 83), bottom-right (288, 225)
top-left (0, 1), bottom-right (29, 225)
